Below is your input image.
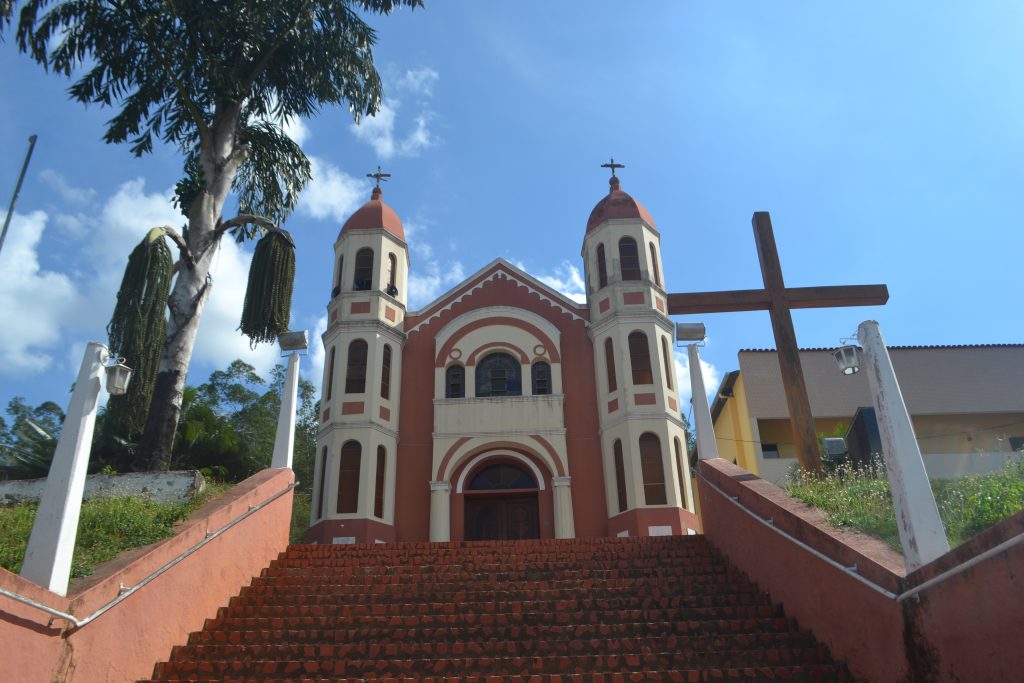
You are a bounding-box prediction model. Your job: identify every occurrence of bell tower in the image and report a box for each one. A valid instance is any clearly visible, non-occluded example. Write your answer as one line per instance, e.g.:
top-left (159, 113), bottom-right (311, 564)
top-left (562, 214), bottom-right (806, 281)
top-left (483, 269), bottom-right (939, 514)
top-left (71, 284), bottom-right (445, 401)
top-left (582, 161), bottom-right (697, 537)
top-left (308, 172), bottom-right (408, 544)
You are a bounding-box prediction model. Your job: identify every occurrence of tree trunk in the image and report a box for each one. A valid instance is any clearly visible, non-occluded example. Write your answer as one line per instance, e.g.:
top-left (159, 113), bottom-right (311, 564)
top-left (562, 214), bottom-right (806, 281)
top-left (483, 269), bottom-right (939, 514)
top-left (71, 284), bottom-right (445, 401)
top-left (135, 103), bottom-right (244, 471)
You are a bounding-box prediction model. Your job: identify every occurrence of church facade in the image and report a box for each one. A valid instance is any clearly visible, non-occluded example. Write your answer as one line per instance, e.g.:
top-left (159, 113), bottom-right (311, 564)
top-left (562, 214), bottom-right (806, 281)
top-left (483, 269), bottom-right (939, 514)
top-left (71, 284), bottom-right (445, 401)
top-left (307, 176), bottom-right (699, 544)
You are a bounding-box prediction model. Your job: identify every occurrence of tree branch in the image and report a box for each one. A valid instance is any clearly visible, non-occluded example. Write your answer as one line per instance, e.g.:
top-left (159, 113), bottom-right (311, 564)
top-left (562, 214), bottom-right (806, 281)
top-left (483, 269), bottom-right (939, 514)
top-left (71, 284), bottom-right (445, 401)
top-left (148, 225), bottom-right (195, 268)
top-left (105, 0), bottom-right (213, 147)
top-left (238, 1), bottom-right (317, 95)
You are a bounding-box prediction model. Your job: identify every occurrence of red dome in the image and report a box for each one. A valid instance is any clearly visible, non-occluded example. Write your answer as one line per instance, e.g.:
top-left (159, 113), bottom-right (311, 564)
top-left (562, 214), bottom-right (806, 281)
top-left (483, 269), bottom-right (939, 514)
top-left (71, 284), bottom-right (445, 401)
top-left (340, 186), bottom-right (406, 241)
top-left (585, 176), bottom-right (656, 233)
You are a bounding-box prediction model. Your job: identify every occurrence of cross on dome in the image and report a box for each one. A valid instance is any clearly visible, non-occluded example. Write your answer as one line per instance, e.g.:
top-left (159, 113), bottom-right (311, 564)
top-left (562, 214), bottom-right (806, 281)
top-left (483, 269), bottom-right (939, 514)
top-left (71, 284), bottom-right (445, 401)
top-left (600, 157), bottom-right (624, 178)
top-left (367, 165), bottom-right (391, 188)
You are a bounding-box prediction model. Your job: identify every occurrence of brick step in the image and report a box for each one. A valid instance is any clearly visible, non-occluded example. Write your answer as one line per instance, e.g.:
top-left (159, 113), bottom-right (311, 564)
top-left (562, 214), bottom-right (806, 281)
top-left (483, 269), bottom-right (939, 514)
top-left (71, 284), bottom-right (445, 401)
top-left (196, 615), bottom-right (800, 642)
top-left (144, 664), bottom-right (854, 683)
top-left (265, 559), bottom-right (728, 574)
top-left (257, 567), bottom-right (736, 585)
top-left (211, 604), bottom-right (787, 627)
top-left (236, 581), bottom-right (762, 603)
top-left (226, 592), bottom-right (770, 613)
top-left (187, 623), bottom-right (817, 649)
top-left (171, 637), bottom-right (833, 664)
top-left (152, 651), bottom-right (844, 678)
top-left (241, 577), bottom-right (758, 599)
top-left (270, 547), bottom-right (718, 566)
top-left (282, 537), bottom-right (707, 553)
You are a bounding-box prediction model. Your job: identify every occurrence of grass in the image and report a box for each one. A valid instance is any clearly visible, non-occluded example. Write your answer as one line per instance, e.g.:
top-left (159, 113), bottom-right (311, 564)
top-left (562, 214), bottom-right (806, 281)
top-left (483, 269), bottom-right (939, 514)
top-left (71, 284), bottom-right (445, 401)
top-left (787, 458), bottom-right (1024, 551)
top-left (289, 491), bottom-right (311, 544)
top-left (0, 482), bottom-right (229, 579)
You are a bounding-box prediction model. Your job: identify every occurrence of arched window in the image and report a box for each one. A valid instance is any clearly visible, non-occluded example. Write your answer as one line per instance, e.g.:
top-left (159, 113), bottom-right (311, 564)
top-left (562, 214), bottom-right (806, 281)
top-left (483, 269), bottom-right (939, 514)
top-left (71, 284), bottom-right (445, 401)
top-left (475, 352), bottom-right (522, 397)
top-left (468, 463), bottom-right (537, 490)
top-left (345, 339), bottom-right (368, 393)
top-left (619, 237), bottom-right (641, 281)
top-left (661, 336), bottom-right (674, 391)
top-left (597, 243), bottom-right (608, 288)
top-left (613, 439), bottom-right (627, 513)
top-left (337, 440), bottom-right (361, 514)
top-left (445, 364), bottom-right (465, 398)
top-left (604, 338), bottom-right (617, 392)
top-left (325, 346), bottom-right (336, 400)
top-left (353, 248), bottom-right (373, 291)
top-left (640, 433), bottom-right (667, 505)
top-left (649, 243), bottom-right (661, 287)
top-left (316, 446), bottom-right (327, 520)
top-left (531, 361), bottom-right (551, 395)
top-left (333, 255), bottom-right (344, 297)
top-left (386, 253), bottom-right (398, 296)
top-left (674, 437), bottom-right (687, 508)
top-left (380, 344), bottom-right (392, 399)
top-left (628, 332), bottom-right (654, 385)
top-left (374, 446), bottom-right (386, 518)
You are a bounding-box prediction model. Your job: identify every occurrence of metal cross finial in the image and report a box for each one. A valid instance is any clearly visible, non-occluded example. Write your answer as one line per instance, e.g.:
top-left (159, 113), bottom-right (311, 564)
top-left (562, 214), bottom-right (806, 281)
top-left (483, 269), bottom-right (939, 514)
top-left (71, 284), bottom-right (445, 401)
top-left (600, 157), bottom-right (625, 177)
top-left (367, 166), bottom-right (391, 187)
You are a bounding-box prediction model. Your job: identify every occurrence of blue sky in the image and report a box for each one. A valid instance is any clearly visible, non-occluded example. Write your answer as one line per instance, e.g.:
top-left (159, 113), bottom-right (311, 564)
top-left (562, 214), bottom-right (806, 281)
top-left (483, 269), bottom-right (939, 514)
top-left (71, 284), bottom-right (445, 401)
top-left (1, 2), bottom-right (1022, 417)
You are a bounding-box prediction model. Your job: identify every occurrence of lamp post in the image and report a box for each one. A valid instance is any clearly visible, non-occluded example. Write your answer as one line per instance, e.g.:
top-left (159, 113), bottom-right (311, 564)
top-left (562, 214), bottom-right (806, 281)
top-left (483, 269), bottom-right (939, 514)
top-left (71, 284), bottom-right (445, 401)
top-left (271, 330), bottom-right (308, 470)
top-left (676, 323), bottom-right (720, 461)
top-left (835, 321), bottom-right (950, 571)
top-left (20, 342), bottom-right (132, 595)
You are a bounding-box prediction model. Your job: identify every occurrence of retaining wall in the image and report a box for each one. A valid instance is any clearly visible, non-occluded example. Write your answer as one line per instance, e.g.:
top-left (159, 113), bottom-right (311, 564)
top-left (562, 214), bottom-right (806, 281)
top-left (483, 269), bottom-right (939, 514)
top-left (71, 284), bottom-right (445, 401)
top-left (0, 467), bottom-right (294, 683)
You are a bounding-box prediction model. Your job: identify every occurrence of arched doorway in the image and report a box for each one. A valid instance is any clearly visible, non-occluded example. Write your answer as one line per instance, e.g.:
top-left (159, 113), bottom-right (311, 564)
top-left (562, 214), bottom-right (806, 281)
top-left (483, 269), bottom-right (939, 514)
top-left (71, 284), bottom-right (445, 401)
top-left (463, 462), bottom-right (540, 541)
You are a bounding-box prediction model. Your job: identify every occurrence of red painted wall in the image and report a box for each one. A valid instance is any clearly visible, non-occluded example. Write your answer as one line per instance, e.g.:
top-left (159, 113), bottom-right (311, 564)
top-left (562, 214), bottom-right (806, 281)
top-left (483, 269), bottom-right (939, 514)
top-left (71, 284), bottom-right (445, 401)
top-left (698, 458), bottom-right (1024, 683)
top-left (0, 468), bottom-right (294, 683)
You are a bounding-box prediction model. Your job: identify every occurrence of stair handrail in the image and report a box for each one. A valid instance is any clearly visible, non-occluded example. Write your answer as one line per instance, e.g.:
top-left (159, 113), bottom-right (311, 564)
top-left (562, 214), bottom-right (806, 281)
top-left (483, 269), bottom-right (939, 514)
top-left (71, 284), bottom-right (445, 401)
top-left (0, 481), bottom-right (296, 630)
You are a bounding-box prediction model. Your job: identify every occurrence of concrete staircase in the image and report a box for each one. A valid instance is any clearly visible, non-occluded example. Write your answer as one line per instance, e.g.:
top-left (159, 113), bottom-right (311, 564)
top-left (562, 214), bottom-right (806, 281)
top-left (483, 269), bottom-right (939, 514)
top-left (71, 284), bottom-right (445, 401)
top-left (145, 536), bottom-right (855, 681)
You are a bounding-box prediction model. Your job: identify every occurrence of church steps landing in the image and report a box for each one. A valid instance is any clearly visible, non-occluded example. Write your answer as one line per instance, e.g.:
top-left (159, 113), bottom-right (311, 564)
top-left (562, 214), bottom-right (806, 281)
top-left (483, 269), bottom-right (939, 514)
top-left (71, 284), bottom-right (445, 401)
top-left (145, 537), bottom-right (856, 682)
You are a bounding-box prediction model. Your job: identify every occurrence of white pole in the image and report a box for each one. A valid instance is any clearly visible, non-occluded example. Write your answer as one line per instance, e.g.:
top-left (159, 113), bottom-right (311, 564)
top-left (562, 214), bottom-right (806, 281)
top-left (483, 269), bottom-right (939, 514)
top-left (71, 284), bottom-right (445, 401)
top-left (688, 343), bottom-right (720, 461)
top-left (551, 476), bottom-right (576, 539)
top-left (429, 481), bottom-right (451, 542)
top-left (271, 352), bottom-right (301, 469)
top-left (858, 320), bottom-right (950, 571)
top-left (20, 342), bottom-right (106, 595)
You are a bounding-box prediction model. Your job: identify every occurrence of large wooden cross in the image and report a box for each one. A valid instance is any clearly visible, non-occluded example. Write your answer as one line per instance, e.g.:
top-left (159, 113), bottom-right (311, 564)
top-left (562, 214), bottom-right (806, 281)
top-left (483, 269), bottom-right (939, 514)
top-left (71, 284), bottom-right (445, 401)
top-left (667, 212), bottom-right (889, 476)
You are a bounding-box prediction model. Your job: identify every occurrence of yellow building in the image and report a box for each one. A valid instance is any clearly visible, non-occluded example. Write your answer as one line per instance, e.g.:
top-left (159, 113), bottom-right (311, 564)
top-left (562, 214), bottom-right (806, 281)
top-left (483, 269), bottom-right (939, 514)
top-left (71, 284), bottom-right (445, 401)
top-left (711, 345), bottom-right (1024, 485)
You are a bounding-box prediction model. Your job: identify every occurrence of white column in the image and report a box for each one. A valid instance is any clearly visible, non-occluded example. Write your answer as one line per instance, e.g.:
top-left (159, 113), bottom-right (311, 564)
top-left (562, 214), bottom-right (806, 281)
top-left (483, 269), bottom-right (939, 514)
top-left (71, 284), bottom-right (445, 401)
top-left (688, 343), bottom-right (720, 461)
top-left (858, 320), bottom-right (950, 571)
top-left (20, 342), bottom-right (106, 595)
top-left (429, 480), bottom-right (451, 542)
top-left (271, 352), bottom-right (301, 469)
top-left (551, 476), bottom-right (576, 539)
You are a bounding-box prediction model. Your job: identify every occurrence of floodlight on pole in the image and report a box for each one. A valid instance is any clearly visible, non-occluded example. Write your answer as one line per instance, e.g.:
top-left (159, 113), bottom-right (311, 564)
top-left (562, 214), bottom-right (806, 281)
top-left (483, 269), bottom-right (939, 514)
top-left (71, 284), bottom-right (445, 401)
top-left (675, 322), bottom-right (706, 344)
top-left (278, 330), bottom-right (309, 354)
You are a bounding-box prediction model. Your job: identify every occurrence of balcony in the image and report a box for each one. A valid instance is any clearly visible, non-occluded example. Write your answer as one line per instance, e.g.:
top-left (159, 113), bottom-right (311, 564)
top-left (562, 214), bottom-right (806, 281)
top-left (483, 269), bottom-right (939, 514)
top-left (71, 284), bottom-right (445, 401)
top-left (434, 394), bottom-right (565, 436)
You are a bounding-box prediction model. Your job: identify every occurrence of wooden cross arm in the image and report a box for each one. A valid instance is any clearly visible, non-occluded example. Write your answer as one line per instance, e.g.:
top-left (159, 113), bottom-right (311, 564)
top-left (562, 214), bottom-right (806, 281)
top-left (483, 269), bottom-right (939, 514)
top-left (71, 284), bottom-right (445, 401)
top-left (667, 283), bottom-right (889, 315)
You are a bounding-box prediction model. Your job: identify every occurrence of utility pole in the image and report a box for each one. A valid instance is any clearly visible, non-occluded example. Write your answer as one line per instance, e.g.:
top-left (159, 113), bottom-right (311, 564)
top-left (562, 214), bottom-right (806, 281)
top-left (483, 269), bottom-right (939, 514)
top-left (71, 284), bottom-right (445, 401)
top-left (0, 134), bottom-right (39, 258)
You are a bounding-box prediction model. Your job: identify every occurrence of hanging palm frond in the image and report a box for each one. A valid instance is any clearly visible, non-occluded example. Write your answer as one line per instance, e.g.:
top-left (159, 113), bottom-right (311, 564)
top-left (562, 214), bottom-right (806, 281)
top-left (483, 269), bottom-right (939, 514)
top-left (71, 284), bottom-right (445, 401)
top-left (105, 227), bottom-right (173, 438)
top-left (239, 228), bottom-right (296, 347)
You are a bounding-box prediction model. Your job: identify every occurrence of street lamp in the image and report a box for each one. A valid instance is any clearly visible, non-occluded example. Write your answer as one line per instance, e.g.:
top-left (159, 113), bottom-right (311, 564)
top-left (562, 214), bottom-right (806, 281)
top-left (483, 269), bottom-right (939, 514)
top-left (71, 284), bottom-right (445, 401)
top-left (833, 344), bottom-right (860, 375)
top-left (105, 358), bottom-right (133, 395)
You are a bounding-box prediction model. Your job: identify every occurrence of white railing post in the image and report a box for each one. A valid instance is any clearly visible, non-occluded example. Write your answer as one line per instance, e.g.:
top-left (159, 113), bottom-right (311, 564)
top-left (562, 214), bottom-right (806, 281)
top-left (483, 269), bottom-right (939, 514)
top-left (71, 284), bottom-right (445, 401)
top-left (271, 352), bottom-right (301, 470)
top-left (688, 343), bottom-right (720, 461)
top-left (429, 480), bottom-right (451, 542)
top-left (858, 320), bottom-right (950, 570)
top-left (20, 342), bottom-right (107, 595)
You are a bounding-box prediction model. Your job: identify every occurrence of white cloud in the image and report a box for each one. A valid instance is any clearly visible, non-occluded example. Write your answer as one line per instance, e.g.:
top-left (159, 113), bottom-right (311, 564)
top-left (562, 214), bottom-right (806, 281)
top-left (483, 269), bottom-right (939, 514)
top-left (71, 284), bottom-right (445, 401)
top-left (407, 231), bottom-right (464, 309)
top-left (396, 67), bottom-right (440, 96)
top-left (192, 239), bottom-right (279, 377)
top-left (0, 211), bottom-right (77, 374)
top-left (350, 68), bottom-right (439, 160)
top-left (54, 212), bottom-right (91, 238)
top-left (674, 347), bottom-right (721, 411)
top-left (39, 169), bottom-right (96, 205)
top-left (526, 261), bottom-right (587, 304)
top-left (282, 115), bottom-right (310, 146)
top-left (298, 157), bottom-right (371, 223)
top-left (306, 314), bottom-right (328, 394)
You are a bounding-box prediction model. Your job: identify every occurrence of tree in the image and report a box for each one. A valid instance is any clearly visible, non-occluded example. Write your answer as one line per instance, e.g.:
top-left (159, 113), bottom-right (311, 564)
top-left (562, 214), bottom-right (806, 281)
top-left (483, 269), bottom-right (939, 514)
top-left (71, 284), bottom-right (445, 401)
top-left (8, 0), bottom-right (421, 470)
top-left (0, 398), bottom-right (64, 480)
